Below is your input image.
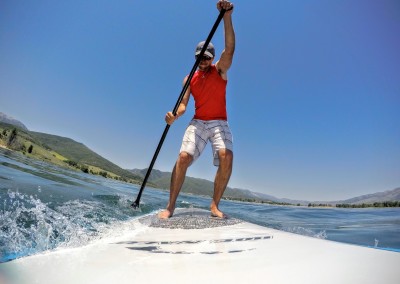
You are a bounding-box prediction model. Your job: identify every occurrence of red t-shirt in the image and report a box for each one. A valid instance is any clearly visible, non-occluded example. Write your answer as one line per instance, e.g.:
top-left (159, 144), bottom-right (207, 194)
top-left (189, 65), bottom-right (228, 121)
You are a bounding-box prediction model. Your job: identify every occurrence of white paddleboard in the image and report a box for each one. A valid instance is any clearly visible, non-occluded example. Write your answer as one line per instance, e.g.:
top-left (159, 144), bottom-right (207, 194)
top-left (1, 208), bottom-right (399, 284)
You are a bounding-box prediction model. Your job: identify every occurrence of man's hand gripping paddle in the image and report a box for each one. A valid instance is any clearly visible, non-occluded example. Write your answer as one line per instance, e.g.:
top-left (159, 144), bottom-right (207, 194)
top-left (131, 8), bottom-right (230, 210)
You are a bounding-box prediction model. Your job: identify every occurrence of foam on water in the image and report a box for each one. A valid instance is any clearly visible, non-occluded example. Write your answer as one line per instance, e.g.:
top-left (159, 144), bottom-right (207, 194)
top-left (283, 226), bottom-right (328, 239)
top-left (0, 190), bottom-right (143, 262)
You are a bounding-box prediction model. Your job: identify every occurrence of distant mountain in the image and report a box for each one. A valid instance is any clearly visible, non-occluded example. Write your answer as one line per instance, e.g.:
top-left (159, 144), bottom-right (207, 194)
top-left (0, 112), bottom-right (28, 130)
top-left (335, 187), bottom-right (400, 205)
top-left (30, 131), bottom-right (142, 182)
top-left (247, 191), bottom-right (309, 205)
top-left (130, 168), bottom-right (400, 206)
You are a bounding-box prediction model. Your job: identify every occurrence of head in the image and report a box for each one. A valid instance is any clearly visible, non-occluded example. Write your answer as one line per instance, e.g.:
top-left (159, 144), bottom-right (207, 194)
top-left (195, 41), bottom-right (214, 70)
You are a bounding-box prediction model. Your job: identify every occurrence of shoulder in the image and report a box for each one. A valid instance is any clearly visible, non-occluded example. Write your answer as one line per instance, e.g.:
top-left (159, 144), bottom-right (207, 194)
top-left (213, 64), bottom-right (228, 80)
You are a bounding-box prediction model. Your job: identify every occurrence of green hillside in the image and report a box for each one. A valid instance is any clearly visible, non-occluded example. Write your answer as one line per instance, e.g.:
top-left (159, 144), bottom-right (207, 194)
top-left (130, 168), bottom-right (274, 202)
top-left (29, 131), bottom-right (142, 181)
top-left (0, 122), bottom-right (142, 183)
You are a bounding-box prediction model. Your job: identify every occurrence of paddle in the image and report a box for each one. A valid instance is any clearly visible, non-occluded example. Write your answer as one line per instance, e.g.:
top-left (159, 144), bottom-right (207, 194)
top-left (131, 8), bottom-right (229, 209)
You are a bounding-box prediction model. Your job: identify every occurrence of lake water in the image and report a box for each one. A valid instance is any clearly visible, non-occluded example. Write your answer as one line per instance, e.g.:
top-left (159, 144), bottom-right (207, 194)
top-left (1, 148), bottom-right (399, 262)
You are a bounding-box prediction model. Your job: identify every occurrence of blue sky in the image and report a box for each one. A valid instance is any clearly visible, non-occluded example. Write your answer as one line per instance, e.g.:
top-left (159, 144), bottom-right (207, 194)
top-left (1, 0), bottom-right (399, 201)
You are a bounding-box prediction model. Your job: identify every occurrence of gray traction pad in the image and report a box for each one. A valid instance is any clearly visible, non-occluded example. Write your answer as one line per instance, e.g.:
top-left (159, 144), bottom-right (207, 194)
top-left (139, 208), bottom-right (243, 229)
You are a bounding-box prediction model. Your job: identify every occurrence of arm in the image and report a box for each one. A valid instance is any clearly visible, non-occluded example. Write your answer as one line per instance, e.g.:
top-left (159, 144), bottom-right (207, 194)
top-left (215, 0), bottom-right (235, 79)
top-left (165, 77), bottom-right (191, 125)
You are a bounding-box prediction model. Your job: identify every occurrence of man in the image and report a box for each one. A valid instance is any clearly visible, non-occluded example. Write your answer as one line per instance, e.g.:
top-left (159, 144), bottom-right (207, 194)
top-left (159, 0), bottom-right (235, 219)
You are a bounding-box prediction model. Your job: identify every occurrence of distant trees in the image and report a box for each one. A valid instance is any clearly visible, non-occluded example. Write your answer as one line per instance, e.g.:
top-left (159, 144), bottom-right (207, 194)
top-left (99, 171), bottom-right (108, 178)
top-left (63, 159), bottom-right (115, 178)
top-left (222, 197), bottom-right (293, 206)
top-left (0, 129), bottom-right (6, 141)
top-left (7, 128), bottom-right (18, 147)
top-left (308, 203), bottom-right (334, 208)
top-left (4, 128), bottom-right (24, 151)
top-left (306, 202), bottom-right (400, 208)
top-left (65, 160), bottom-right (89, 173)
top-left (336, 201), bottom-right (400, 208)
top-left (65, 160), bottom-right (78, 167)
top-left (80, 165), bottom-right (89, 173)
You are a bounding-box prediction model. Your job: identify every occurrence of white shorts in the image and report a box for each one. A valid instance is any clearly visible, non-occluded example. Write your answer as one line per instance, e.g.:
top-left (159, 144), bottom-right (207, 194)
top-left (180, 119), bottom-right (233, 166)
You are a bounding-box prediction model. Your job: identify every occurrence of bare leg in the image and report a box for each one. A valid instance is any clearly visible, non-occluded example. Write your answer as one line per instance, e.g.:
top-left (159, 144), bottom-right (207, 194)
top-left (210, 149), bottom-right (233, 218)
top-left (158, 152), bottom-right (193, 219)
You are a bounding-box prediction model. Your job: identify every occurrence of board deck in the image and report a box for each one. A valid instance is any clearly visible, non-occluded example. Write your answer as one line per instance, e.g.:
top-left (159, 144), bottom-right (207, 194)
top-left (1, 208), bottom-right (399, 284)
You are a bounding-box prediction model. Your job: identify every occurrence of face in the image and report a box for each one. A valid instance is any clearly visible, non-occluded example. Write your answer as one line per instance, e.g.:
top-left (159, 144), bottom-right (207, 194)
top-left (196, 55), bottom-right (213, 71)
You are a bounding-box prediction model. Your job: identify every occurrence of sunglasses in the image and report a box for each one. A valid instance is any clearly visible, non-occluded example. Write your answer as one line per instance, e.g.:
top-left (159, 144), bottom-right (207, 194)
top-left (195, 55), bottom-right (212, 61)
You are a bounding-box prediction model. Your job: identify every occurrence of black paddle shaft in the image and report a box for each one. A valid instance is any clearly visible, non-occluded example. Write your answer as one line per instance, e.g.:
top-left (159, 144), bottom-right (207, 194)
top-left (131, 8), bottom-right (228, 209)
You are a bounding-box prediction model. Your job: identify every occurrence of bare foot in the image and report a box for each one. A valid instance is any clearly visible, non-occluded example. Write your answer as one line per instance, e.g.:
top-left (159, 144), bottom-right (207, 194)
top-left (210, 207), bottom-right (228, 219)
top-left (158, 209), bottom-right (173, 219)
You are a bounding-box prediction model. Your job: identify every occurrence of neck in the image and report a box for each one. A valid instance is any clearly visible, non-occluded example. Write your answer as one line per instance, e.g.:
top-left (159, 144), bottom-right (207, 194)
top-left (199, 65), bottom-right (212, 72)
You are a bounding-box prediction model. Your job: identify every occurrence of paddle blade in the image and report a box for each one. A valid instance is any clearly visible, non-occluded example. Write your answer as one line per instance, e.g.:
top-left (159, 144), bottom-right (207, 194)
top-left (131, 200), bottom-right (140, 210)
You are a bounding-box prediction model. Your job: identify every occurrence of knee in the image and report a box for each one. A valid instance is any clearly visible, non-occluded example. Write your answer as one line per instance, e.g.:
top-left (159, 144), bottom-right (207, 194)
top-left (219, 149), bottom-right (233, 165)
top-left (177, 152), bottom-right (193, 167)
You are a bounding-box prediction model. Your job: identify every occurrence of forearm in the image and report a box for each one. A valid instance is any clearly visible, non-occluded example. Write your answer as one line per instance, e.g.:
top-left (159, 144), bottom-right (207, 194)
top-left (175, 103), bottom-right (186, 118)
top-left (223, 14), bottom-right (235, 56)
top-left (215, 1), bottom-right (235, 74)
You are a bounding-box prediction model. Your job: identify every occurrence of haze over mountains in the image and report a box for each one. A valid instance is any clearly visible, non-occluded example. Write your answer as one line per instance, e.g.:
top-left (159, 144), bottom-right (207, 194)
top-left (1, 111), bottom-right (399, 205)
